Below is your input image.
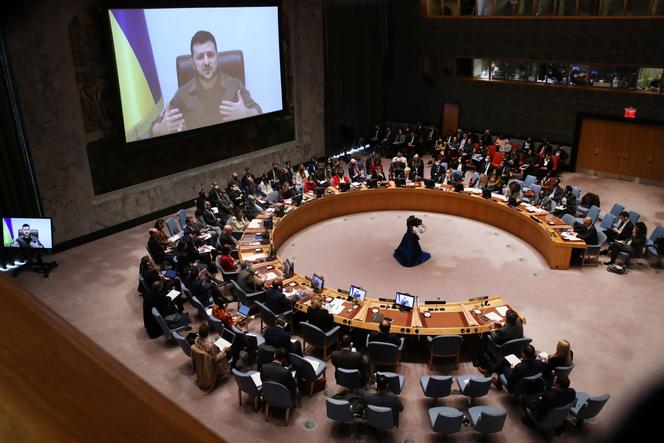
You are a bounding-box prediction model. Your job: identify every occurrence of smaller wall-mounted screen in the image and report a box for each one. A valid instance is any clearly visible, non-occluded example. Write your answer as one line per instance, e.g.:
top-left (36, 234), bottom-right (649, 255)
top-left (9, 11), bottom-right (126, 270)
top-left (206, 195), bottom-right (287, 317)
top-left (2, 217), bottom-right (53, 249)
top-left (108, 6), bottom-right (283, 142)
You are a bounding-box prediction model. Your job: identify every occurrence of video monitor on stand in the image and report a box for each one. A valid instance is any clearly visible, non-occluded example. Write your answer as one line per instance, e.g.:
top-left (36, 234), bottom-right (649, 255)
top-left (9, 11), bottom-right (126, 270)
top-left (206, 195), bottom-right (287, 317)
top-left (2, 217), bottom-right (57, 277)
top-left (349, 284), bottom-right (367, 302)
top-left (395, 291), bottom-right (415, 311)
top-left (283, 258), bottom-right (294, 279)
top-left (311, 273), bottom-right (324, 293)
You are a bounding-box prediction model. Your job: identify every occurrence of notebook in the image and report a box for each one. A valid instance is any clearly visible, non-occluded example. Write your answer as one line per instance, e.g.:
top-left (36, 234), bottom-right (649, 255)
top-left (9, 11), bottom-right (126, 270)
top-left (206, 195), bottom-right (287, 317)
top-left (166, 289), bottom-right (180, 300)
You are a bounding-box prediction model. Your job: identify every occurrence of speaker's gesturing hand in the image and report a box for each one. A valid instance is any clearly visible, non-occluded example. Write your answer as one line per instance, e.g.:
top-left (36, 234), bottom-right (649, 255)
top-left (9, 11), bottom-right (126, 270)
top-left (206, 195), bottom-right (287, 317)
top-left (153, 107), bottom-right (185, 136)
top-left (220, 90), bottom-right (259, 122)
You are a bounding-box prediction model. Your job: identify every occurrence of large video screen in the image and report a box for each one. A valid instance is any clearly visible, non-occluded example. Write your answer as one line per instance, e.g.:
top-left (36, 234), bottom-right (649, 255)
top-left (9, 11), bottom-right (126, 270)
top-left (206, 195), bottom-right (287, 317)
top-left (108, 6), bottom-right (283, 142)
top-left (2, 217), bottom-right (53, 249)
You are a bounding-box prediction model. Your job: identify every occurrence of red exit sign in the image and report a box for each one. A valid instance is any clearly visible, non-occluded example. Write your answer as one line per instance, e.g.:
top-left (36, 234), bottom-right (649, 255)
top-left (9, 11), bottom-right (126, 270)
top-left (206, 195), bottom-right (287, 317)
top-left (624, 107), bottom-right (637, 118)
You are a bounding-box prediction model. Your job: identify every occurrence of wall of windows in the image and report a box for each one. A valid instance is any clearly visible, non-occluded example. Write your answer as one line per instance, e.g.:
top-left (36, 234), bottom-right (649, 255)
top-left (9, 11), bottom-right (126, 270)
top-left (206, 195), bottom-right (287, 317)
top-left (424, 55), bottom-right (663, 94)
top-left (425, 0), bottom-right (664, 16)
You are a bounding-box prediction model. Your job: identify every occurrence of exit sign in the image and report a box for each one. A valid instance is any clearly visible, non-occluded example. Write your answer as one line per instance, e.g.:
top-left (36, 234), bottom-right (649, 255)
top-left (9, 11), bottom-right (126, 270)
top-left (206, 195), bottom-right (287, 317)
top-left (624, 107), bottom-right (637, 118)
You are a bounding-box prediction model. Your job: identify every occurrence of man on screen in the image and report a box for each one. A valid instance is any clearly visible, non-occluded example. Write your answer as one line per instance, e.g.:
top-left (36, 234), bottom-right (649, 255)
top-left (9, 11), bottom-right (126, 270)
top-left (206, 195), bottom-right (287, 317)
top-left (152, 30), bottom-right (262, 136)
top-left (11, 224), bottom-right (44, 248)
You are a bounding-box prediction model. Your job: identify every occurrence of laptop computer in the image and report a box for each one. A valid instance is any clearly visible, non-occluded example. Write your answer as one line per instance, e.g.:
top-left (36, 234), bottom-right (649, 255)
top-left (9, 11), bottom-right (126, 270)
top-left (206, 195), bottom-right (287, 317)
top-left (161, 269), bottom-right (177, 279)
top-left (236, 304), bottom-right (251, 318)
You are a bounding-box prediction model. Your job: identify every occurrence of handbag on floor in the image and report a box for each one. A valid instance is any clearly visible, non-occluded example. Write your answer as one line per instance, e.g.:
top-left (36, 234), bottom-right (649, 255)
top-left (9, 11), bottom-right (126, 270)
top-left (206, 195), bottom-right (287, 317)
top-left (607, 264), bottom-right (627, 275)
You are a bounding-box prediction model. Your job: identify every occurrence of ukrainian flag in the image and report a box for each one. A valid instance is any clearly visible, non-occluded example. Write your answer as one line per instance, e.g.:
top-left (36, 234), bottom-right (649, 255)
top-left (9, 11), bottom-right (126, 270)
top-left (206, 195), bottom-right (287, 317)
top-left (2, 218), bottom-right (13, 247)
top-left (109, 9), bottom-right (163, 141)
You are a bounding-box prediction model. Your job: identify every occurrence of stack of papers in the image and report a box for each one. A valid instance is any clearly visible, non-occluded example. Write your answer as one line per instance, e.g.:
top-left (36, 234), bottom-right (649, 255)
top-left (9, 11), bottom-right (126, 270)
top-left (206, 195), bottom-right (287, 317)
top-left (242, 253), bottom-right (266, 262)
top-left (166, 289), bottom-right (180, 300)
top-left (211, 207), bottom-right (219, 214)
top-left (262, 271), bottom-right (279, 281)
top-left (324, 298), bottom-right (346, 315)
top-left (250, 372), bottom-right (262, 388)
top-left (247, 219), bottom-right (262, 230)
top-left (496, 306), bottom-right (509, 316)
top-left (561, 232), bottom-right (579, 241)
top-left (167, 233), bottom-right (182, 243)
top-left (465, 187), bottom-right (482, 194)
top-left (492, 193), bottom-right (508, 201)
top-left (504, 354), bottom-right (521, 368)
top-left (214, 337), bottom-right (232, 351)
top-left (198, 245), bottom-right (215, 253)
top-left (485, 312), bottom-right (503, 322)
top-left (200, 233), bottom-right (212, 241)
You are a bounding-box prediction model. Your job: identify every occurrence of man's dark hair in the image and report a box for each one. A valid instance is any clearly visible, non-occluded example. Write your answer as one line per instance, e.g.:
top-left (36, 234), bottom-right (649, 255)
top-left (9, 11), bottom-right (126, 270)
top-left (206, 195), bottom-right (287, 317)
top-left (221, 245), bottom-right (231, 255)
top-left (190, 30), bottom-right (217, 55)
top-left (340, 335), bottom-right (352, 348)
top-left (556, 374), bottom-right (570, 389)
top-left (619, 211), bottom-right (629, 219)
top-left (379, 320), bottom-right (391, 334)
top-left (198, 323), bottom-right (209, 338)
top-left (22, 224), bottom-right (30, 228)
top-left (506, 309), bottom-right (518, 324)
top-left (523, 344), bottom-right (536, 360)
top-left (275, 347), bottom-right (288, 361)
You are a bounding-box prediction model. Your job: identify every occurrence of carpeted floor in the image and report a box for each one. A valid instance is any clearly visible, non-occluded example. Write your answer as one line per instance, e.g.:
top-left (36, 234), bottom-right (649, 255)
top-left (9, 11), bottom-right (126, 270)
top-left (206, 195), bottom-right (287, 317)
top-left (13, 169), bottom-right (664, 443)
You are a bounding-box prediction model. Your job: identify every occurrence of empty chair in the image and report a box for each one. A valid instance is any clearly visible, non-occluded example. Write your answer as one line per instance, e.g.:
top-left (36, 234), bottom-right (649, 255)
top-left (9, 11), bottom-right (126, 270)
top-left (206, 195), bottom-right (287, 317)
top-left (561, 213), bottom-right (577, 226)
top-left (525, 401), bottom-right (575, 434)
top-left (231, 325), bottom-right (265, 355)
top-left (326, 397), bottom-right (353, 424)
top-left (487, 336), bottom-right (532, 361)
top-left (232, 368), bottom-right (263, 411)
top-left (231, 280), bottom-right (264, 308)
top-left (171, 331), bottom-right (192, 358)
top-left (469, 406), bottom-right (507, 437)
top-left (365, 334), bottom-right (405, 351)
top-left (456, 375), bottom-right (492, 405)
top-left (524, 174), bottom-right (537, 189)
top-left (366, 405), bottom-right (395, 430)
top-left (289, 353), bottom-right (326, 396)
top-left (428, 406), bottom-right (464, 437)
top-left (576, 205), bottom-right (600, 225)
top-left (628, 210), bottom-right (640, 225)
top-left (571, 187), bottom-right (581, 200)
top-left (376, 372), bottom-right (405, 395)
top-left (177, 209), bottom-right (188, 230)
top-left (598, 212), bottom-right (617, 231)
top-left (262, 381), bottom-right (296, 425)
top-left (420, 375), bottom-right (453, 405)
top-left (151, 307), bottom-right (190, 340)
top-left (255, 300), bottom-right (292, 332)
top-left (427, 335), bottom-right (463, 369)
top-left (164, 217), bottom-right (179, 237)
top-left (581, 229), bottom-right (606, 266)
top-left (335, 368), bottom-right (362, 391)
top-left (570, 392), bottom-right (610, 427)
top-left (598, 202), bottom-right (624, 222)
top-left (300, 321), bottom-right (341, 360)
top-left (367, 341), bottom-right (401, 371)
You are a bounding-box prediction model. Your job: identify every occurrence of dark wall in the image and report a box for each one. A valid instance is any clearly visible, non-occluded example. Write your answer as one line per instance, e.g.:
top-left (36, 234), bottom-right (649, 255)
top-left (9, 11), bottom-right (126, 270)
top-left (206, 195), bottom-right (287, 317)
top-left (385, 1), bottom-right (664, 145)
top-left (324, 0), bottom-right (386, 153)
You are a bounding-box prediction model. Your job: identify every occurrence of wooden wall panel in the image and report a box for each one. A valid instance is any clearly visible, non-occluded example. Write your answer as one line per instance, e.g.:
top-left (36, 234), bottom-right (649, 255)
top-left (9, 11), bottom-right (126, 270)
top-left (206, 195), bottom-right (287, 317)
top-left (577, 117), bottom-right (664, 181)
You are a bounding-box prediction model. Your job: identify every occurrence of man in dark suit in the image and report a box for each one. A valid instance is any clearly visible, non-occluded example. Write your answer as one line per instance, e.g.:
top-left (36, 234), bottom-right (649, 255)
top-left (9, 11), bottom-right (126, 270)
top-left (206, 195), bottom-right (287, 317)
top-left (265, 279), bottom-right (292, 315)
top-left (499, 344), bottom-right (544, 392)
top-left (331, 335), bottom-right (369, 384)
top-left (147, 229), bottom-right (171, 265)
top-left (217, 225), bottom-right (238, 250)
top-left (490, 309), bottom-right (523, 345)
top-left (604, 211), bottom-right (633, 243)
top-left (522, 374), bottom-right (576, 427)
top-left (264, 320), bottom-right (302, 356)
top-left (260, 348), bottom-right (297, 401)
top-left (365, 374), bottom-right (404, 426)
top-left (575, 216), bottom-right (598, 245)
top-left (306, 297), bottom-right (335, 332)
top-left (369, 320), bottom-right (401, 348)
top-left (208, 181), bottom-right (223, 209)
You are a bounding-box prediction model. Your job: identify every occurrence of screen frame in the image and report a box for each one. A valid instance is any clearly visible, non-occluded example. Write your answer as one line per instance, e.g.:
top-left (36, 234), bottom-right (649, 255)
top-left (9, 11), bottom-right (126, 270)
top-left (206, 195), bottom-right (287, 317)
top-left (283, 258), bottom-right (292, 276)
top-left (311, 273), bottom-right (324, 291)
top-left (349, 285), bottom-right (366, 302)
top-left (395, 292), bottom-right (415, 309)
top-left (104, 0), bottom-right (287, 145)
top-left (2, 216), bottom-right (54, 250)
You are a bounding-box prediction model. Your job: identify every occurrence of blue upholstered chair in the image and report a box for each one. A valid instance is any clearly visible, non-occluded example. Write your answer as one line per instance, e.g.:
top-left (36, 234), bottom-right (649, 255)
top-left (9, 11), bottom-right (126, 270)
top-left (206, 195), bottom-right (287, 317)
top-left (230, 280), bottom-right (264, 308)
top-left (628, 210), bottom-right (640, 225)
top-left (597, 203), bottom-right (624, 223)
top-left (469, 406), bottom-right (507, 437)
top-left (335, 368), bottom-right (362, 391)
top-left (570, 392), bottom-right (610, 427)
top-left (486, 336), bottom-right (532, 361)
top-left (366, 405), bottom-right (395, 430)
top-left (426, 334), bottom-right (463, 369)
top-left (575, 205), bottom-right (600, 225)
top-left (420, 375), bottom-right (453, 405)
top-left (176, 209), bottom-right (188, 230)
top-left (524, 174), bottom-right (537, 189)
top-left (499, 372), bottom-right (543, 396)
top-left (231, 368), bottom-right (262, 411)
top-left (456, 375), bottom-right (492, 405)
top-left (262, 381), bottom-right (296, 425)
top-left (164, 217), bottom-right (179, 237)
top-left (582, 229), bottom-right (607, 266)
top-left (646, 225), bottom-right (664, 266)
top-left (428, 406), bottom-right (463, 436)
top-left (561, 213), bottom-right (577, 226)
top-left (598, 212), bottom-right (616, 230)
top-left (190, 295), bottom-right (211, 320)
top-left (326, 397), bottom-right (353, 424)
top-left (525, 401), bottom-right (574, 434)
top-left (289, 353), bottom-right (327, 396)
top-left (367, 341), bottom-right (401, 371)
top-left (300, 321), bottom-right (341, 360)
top-left (376, 371), bottom-right (405, 395)
top-left (254, 300), bottom-right (292, 332)
top-left (171, 331), bottom-right (192, 358)
top-left (151, 307), bottom-right (190, 340)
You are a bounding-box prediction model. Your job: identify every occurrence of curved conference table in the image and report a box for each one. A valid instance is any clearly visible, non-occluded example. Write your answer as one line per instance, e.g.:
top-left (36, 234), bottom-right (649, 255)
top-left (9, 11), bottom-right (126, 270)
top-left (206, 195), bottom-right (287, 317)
top-left (237, 183), bottom-right (585, 336)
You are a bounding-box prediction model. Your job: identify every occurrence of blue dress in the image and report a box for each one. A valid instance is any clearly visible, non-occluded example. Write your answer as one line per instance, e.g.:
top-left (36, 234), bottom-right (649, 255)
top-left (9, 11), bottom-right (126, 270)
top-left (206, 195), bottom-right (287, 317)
top-left (393, 231), bottom-right (431, 267)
